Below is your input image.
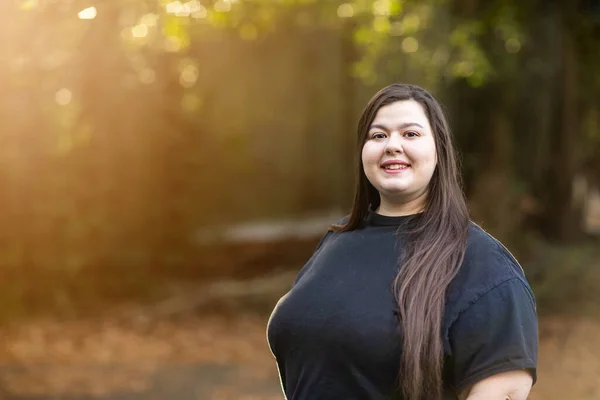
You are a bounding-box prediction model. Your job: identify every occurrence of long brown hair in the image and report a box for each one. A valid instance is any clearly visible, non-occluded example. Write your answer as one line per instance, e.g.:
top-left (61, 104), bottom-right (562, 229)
top-left (333, 84), bottom-right (469, 399)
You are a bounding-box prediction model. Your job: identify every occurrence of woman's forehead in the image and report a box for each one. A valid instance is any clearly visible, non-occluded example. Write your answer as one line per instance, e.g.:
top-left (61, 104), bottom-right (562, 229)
top-left (373, 100), bottom-right (429, 126)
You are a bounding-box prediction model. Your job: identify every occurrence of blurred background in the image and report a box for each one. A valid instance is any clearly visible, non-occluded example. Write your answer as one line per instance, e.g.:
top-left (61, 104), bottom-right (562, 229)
top-left (0, 0), bottom-right (599, 399)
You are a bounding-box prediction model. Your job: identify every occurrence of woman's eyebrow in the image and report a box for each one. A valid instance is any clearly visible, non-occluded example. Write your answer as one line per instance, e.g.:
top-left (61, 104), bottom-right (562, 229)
top-left (369, 122), bottom-right (425, 131)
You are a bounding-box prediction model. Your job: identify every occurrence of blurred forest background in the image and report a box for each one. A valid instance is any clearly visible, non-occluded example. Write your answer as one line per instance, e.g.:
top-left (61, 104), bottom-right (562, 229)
top-left (0, 0), bottom-right (600, 399)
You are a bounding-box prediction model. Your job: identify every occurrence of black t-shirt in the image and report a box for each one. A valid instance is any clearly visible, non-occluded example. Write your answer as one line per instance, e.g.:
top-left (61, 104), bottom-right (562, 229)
top-left (266, 211), bottom-right (538, 400)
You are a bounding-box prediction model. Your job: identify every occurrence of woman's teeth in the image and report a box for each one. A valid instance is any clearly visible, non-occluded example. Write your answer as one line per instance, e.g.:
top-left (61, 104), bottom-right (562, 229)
top-left (383, 165), bottom-right (408, 170)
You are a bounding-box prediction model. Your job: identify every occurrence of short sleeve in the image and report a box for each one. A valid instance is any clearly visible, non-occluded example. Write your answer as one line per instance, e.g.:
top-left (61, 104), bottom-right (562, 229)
top-left (446, 278), bottom-right (538, 393)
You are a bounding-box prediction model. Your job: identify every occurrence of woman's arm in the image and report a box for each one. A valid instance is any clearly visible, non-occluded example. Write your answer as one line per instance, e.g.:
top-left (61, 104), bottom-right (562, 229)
top-left (458, 370), bottom-right (533, 400)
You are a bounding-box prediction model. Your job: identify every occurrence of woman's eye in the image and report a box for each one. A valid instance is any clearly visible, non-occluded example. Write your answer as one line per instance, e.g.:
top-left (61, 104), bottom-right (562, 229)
top-left (404, 131), bottom-right (418, 138)
top-left (372, 133), bottom-right (386, 139)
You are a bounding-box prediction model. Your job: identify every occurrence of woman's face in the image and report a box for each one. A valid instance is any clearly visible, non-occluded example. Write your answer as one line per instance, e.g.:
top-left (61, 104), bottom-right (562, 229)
top-left (361, 100), bottom-right (437, 209)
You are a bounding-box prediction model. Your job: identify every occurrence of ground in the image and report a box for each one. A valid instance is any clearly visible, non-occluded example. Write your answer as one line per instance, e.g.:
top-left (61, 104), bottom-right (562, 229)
top-left (0, 311), bottom-right (282, 400)
top-left (0, 307), bottom-right (599, 400)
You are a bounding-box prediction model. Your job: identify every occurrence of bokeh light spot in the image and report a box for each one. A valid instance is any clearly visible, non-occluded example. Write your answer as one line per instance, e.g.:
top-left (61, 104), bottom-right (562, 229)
top-left (177, 3), bottom-right (193, 17)
top-left (401, 37), bottom-right (419, 53)
top-left (189, 1), bottom-right (207, 18)
top-left (214, 0), bottom-right (232, 13)
top-left (373, 17), bottom-right (390, 33)
top-left (179, 64), bottom-right (199, 88)
top-left (166, 1), bottom-right (184, 15)
top-left (55, 89), bottom-right (72, 106)
top-left (78, 7), bottom-right (97, 20)
top-left (372, 0), bottom-right (391, 16)
top-left (505, 38), bottom-right (521, 53)
top-left (131, 24), bottom-right (149, 38)
top-left (337, 3), bottom-right (355, 18)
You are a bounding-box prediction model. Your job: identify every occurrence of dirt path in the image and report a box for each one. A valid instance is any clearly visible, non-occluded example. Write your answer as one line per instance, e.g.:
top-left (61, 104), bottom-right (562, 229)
top-left (0, 363), bottom-right (281, 400)
top-left (0, 313), bottom-right (282, 400)
top-left (530, 314), bottom-right (600, 400)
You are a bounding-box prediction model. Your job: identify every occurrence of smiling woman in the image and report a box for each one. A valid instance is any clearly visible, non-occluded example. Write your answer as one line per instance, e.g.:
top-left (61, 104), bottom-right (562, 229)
top-left (267, 83), bottom-right (538, 400)
top-left (362, 100), bottom-right (438, 216)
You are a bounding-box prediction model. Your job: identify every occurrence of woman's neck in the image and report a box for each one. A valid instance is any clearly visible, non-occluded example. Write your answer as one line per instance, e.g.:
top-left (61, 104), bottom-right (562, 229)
top-left (376, 192), bottom-right (427, 216)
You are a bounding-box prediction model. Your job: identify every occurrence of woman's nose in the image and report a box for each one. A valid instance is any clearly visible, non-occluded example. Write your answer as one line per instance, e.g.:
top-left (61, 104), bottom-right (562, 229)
top-left (385, 134), bottom-right (404, 154)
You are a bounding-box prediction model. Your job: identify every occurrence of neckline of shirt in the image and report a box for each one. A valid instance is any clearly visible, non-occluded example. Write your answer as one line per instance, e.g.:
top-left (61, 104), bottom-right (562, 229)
top-left (366, 210), bottom-right (423, 227)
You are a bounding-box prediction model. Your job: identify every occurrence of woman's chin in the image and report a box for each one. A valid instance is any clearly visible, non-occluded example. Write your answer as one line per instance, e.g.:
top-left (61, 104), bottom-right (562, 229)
top-left (379, 184), bottom-right (411, 196)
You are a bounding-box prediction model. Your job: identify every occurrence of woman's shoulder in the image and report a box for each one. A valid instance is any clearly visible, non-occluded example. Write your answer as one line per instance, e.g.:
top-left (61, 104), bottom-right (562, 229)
top-left (442, 222), bottom-right (536, 339)
top-left (445, 222), bottom-right (535, 311)
top-left (463, 221), bottom-right (526, 281)
top-left (334, 214), bottom-right (351, 227)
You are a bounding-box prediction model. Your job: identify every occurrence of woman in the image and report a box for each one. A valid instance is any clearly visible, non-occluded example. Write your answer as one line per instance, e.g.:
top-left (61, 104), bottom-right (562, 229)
top-left (267, 84), bottom-right (538, 400)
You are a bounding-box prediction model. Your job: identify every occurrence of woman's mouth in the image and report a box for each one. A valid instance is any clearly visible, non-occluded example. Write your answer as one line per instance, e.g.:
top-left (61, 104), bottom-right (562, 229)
top-left (381, 160), bottom-right (411, 174)
top-left (383, 164), bottom-right (409, 170)
top-left (382, 164), bottom-right (410, 174)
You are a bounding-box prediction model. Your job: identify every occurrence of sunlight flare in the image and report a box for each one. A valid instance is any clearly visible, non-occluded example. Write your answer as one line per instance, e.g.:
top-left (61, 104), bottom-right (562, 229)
top-left (78, 7), bottom-right (97, 20)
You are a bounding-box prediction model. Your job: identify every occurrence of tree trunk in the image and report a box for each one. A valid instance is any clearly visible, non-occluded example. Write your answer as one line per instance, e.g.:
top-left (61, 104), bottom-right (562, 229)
top-left (539, 3), bottom-right (584, 242)
top-left (466, 85), bottom-right (517, 242)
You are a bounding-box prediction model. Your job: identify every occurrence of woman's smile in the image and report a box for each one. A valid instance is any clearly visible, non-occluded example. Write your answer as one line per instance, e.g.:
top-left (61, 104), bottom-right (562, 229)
top-left (381, 160), bottom-right (411, 174)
